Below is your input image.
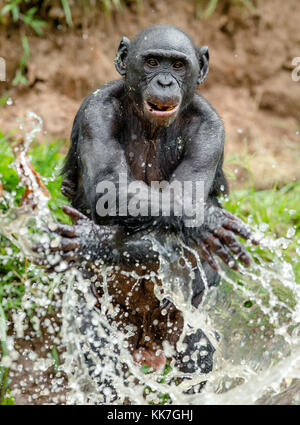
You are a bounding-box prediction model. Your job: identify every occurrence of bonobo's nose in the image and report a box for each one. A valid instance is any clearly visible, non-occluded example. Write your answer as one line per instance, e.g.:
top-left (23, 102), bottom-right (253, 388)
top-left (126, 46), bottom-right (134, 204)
top-left (156, 75), bottom-right (174, 88)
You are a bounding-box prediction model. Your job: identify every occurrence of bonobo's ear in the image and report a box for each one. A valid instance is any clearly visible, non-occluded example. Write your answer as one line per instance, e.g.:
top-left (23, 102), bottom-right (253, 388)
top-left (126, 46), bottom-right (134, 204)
top-left (197, 46), bottom-right (209, 84)
top-left (114, 36), bottom-right (131, 76)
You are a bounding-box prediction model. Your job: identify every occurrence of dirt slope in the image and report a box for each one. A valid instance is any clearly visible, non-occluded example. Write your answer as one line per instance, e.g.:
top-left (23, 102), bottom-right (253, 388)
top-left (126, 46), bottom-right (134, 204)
top-left (0, 0), bottom-right (299, 189)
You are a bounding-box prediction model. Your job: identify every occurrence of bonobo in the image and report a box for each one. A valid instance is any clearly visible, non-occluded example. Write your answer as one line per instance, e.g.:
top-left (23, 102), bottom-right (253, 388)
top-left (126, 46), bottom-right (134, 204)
top-left (37, 25), bottom-right (256, 375)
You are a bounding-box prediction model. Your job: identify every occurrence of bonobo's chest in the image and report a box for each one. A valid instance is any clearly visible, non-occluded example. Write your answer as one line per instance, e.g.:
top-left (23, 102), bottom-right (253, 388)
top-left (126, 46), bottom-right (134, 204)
top-left (125, 133), bottom-right (185, 185)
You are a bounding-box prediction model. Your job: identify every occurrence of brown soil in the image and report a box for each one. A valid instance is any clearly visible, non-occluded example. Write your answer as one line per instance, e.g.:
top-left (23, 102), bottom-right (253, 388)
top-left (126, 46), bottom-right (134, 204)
top-left (0, 0), bottom-right (299, 189)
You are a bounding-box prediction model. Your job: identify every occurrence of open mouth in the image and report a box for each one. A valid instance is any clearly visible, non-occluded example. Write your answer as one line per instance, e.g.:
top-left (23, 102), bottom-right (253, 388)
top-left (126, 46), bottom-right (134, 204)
top-left (145, 100), bottom-right (179, 117)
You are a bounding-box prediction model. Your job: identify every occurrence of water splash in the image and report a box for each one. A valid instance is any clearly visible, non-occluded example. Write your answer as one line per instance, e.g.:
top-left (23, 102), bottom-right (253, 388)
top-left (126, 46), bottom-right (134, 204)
top-left (0, 114), bottom-right (299, 405)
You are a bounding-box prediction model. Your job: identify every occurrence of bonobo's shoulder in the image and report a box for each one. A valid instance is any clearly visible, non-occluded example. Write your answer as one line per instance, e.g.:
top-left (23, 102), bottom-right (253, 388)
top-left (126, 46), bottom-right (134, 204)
top-left (192, 93), bottom-right (223, 126)
top-left (187, 94), bottom-right (225, 154)
top-left (78, 79), bottom-right (124, 120)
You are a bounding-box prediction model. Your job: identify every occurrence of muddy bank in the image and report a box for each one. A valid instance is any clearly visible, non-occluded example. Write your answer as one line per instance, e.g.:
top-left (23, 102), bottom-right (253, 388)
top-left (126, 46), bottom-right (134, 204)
top-left (0, 0), bottom-right (299, 189)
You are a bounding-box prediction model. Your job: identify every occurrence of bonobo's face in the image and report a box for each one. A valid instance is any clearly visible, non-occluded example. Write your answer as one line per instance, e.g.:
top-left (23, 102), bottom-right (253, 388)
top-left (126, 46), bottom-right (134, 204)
top-left (115, 26), bottom-right (209, 126)
top-left (141, 53), bottom-right (186, 122)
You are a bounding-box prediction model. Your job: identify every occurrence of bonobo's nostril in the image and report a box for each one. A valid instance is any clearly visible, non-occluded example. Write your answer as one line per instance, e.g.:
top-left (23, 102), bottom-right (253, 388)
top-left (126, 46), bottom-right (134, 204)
top-left (157, 76), bottom-right (173, 88)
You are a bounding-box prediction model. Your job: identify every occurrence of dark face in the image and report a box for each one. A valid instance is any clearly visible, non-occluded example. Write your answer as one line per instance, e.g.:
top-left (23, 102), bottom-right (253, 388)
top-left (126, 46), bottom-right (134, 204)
top-left (115, 26), bottom-right (209, 126)
top-left (142, 55), bottom-right (185, 118)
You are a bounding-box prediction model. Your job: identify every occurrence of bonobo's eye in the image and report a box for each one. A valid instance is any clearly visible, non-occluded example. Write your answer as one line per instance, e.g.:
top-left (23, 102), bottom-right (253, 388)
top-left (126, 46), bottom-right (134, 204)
top-left (146, 58), bottom-right (160, 68)
top-left (172, 61), bottom-right (185, 70)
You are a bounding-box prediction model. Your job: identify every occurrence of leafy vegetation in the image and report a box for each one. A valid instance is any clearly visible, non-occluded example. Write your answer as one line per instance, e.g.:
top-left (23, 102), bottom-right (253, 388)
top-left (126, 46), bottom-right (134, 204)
top-left (0, 0), bottom-right (47, 34)
top-left (0, 0), bottom-right (256, 86)
top-left (0, 0), bottom-right (127, 29)
top-left (222, 182), bottom-right (300, 282)
top-left (12, 35), bottom-right (30, 86)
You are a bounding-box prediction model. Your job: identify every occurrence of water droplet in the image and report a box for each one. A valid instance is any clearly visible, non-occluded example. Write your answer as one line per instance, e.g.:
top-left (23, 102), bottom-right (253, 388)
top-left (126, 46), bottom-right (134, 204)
top-left (259, 223), bottom-right (269, 232)
top-left (286, 227), bottom-right (296, 238)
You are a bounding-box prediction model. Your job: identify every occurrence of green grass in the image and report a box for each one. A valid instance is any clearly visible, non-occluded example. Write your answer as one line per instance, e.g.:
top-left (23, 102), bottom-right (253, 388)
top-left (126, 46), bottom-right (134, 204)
top-left (141, 362), bottom-right (172, 404)
top-left (0, 130), bottom-right (299, 404)
top-left (0, 130), bottom-right (69, 222)
top-left (0, 131), bottom-right (69, 404)
top-left (0, 1), bottom-right (47, 35)
top-left (0, 130), bottom-right (70, 322)
top-left (222, 183), bottom-right (300, 282)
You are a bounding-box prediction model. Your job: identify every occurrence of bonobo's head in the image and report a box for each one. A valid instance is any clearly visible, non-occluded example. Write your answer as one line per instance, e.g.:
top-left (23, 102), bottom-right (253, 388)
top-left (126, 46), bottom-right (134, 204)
top-left (115, 25), bottom-right (209, 125)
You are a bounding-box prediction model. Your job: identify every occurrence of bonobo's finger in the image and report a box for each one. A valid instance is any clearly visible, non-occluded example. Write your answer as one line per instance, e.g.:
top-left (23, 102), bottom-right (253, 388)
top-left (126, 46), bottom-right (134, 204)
top-left (45, 252), bottom-right (79, 273)
top-left (198, 241), bottom-right (219, 272)
top-left (32, 255), bottom-right (60, 270)
top-left (32, 243), bottom-right (54, 254)
top-left (61, 186), bottom-right (75, 199)
top-left (205, 234), bottom-right (238, 270)
top-left (215, 227), bottom-right (239, 249)
top-left (62, 205), bottom-right (87, 223)
top-left (31, 255), bottom-right (48, 267)
top-left (49, 223), bottom-right (77, 238)
top-left (61, 238), bottom-right (80, 251)
top-left (46, 261), bottom-right (76, 273)
top-left (215, 228), bottom-right (252, 267)
top-left (222, 214), bottom-right (259, 245)
top-left (47, 238), bottom-right (80, 253)
top-left (237, 251), bottom-right (252, 267)
top-left (221, 209), bottom-right (242, 222)
top-left (60, 251), bottom-right (79, 263)
top-left (32, 244), bottom-right (43, 253)
top-left (223, 218), bottom-right (253, 241)
top-left (61, 178), bottom-right (76, 192)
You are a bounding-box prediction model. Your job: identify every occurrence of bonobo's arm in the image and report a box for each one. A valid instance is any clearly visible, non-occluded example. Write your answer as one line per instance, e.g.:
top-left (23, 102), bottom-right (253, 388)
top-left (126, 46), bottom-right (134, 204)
top-left (33, 205), bottom-right (159, 272)
top-left (76, 94), bottom-right (219, 230)
top-left (167, 99), bottom-right (256, 270)
top-left (42, 91), bottom-right (256, 271)
top-left (77, 93), bottom-right (175, 230)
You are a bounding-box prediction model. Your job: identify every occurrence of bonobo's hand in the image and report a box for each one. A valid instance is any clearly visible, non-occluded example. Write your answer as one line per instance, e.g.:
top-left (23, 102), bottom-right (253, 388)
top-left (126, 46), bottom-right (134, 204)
top-left (61, 177), bottom-right (76, 200)
top-left (188, 205), bottom-right (258, 272)
top-left (33, 205), bottom-right (121, 272)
